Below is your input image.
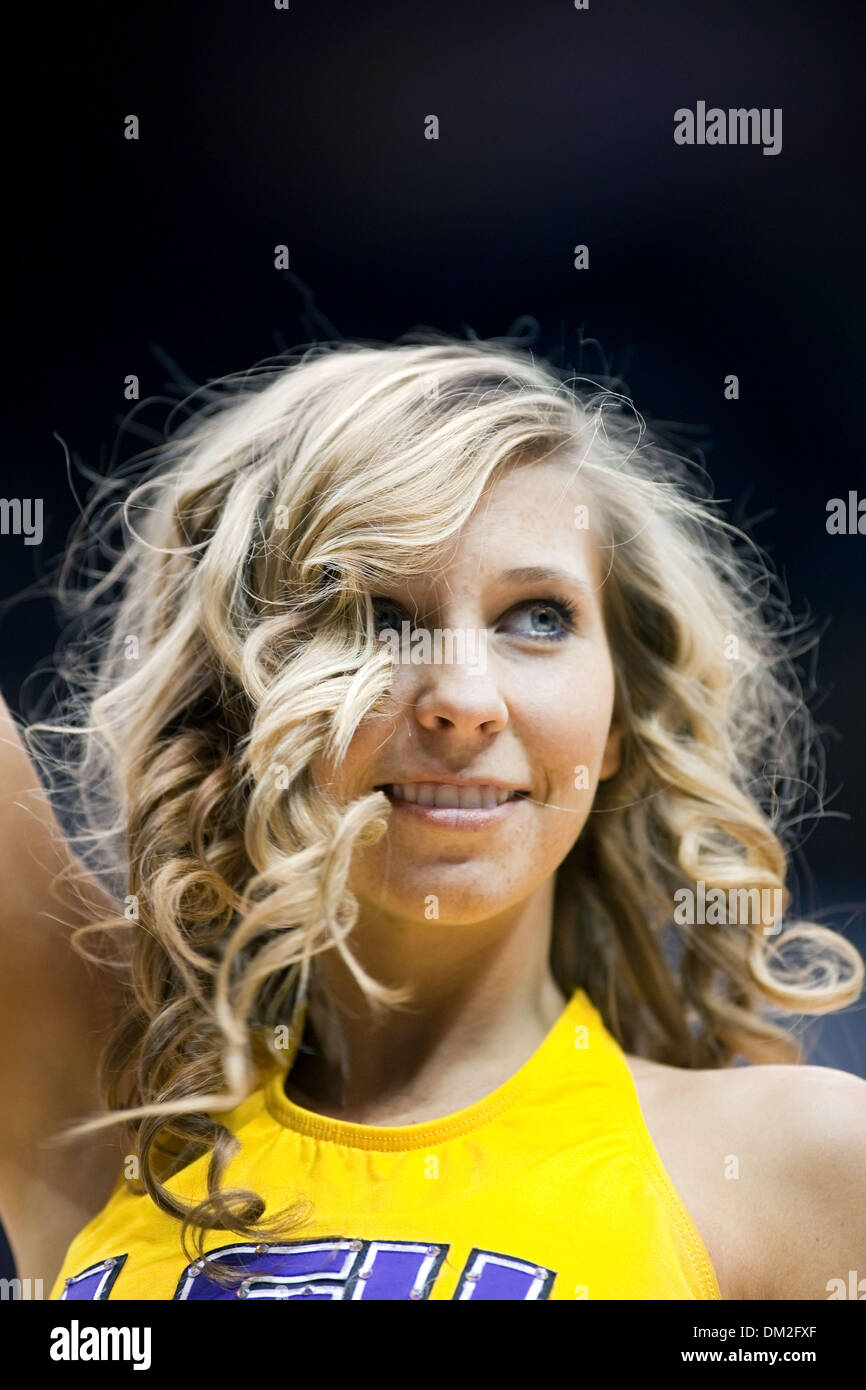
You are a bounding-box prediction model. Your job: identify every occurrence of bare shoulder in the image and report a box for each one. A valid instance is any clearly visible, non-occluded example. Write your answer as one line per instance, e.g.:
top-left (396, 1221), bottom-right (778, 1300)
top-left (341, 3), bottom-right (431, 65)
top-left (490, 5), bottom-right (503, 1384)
top-left (623, 1054), bottom-right (866, 1300)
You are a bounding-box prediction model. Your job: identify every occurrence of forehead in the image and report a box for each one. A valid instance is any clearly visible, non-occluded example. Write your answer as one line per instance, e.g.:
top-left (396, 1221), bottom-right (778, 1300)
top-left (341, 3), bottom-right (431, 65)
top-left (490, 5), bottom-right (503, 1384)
top-left (429, 456), bottom-right (604, 590)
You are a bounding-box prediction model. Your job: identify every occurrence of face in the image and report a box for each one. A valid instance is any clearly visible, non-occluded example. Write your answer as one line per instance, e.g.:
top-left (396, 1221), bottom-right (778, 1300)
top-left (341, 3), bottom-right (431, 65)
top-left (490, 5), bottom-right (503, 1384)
top-left (321, 459), bottom-right (621, 925)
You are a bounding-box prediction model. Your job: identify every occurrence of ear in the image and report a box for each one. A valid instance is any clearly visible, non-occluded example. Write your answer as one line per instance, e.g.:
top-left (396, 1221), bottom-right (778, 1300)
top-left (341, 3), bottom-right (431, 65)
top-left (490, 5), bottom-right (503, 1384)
top-left (599, 723), bottom-right (623, 781)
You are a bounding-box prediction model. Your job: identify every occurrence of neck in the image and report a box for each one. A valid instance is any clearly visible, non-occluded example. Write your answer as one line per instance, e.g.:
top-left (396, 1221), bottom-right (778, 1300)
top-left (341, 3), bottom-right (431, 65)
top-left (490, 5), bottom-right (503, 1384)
top-left (285, 882), bottom-right (569, 1124)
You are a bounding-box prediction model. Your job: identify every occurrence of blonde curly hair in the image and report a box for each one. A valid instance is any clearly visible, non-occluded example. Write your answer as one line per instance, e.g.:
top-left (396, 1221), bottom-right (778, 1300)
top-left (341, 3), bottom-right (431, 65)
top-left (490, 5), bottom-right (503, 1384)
top-left (26, 332), bottom-right (863, 1267)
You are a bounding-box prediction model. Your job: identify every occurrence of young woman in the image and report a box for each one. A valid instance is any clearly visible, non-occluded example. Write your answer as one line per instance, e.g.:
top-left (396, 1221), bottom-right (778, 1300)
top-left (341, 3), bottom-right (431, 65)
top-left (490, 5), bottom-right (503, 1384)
top-left (1, 336), bottom-right (863, 1302)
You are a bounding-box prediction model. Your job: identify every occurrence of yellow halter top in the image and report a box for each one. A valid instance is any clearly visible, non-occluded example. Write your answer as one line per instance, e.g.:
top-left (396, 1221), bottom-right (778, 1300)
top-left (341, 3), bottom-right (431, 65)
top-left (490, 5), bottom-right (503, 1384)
top-left (50, 987), bottom-right (721, 1300)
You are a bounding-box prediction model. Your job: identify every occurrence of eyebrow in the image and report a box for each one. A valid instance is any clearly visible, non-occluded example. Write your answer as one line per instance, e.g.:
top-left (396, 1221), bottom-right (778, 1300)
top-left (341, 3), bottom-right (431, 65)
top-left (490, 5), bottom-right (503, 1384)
top-left (498, 565), bottom-right (595, 596)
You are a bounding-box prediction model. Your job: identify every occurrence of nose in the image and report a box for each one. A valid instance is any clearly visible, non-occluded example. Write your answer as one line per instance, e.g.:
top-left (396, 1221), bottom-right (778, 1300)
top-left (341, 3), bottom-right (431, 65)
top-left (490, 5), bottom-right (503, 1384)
top-left (414, 665), bottom-right (508, 738)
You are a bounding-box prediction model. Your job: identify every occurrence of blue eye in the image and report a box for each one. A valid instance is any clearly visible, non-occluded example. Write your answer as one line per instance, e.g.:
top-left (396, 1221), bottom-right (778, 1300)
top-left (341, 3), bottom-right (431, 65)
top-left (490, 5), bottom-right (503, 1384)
top-left (370, 595), bottom-right (580, 640)
top-left (371, 598), bottom-right (408, 632)
top-left (502, 598), bottom-right (578, 641)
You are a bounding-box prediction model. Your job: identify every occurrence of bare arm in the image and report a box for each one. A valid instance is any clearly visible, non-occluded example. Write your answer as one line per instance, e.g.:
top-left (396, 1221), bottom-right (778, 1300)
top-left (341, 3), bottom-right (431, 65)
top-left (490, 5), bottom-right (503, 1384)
top-left (758, 1065), bottom-right (866, 1300)
top-left (0, 689), bottom-right (128, 1267)
top-left (673, 1060), bottom-right (866, 1300)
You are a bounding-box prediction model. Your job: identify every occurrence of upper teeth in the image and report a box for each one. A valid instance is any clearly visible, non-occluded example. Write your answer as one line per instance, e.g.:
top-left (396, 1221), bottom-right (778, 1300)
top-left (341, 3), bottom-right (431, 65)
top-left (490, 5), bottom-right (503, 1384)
top-left (388, 783), bottom-right (516, 809)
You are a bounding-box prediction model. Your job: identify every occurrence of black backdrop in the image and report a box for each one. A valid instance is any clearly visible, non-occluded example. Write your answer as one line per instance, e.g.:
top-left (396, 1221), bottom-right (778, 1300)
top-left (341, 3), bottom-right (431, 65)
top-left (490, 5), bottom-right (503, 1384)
top-left (2, 0), bottom-right (864, 1282)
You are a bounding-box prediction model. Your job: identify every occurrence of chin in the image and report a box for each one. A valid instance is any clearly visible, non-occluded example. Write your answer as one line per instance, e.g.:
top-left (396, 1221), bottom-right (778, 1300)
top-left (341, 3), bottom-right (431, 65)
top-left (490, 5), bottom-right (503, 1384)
top-left (355, 875), bottom-right (519, 926)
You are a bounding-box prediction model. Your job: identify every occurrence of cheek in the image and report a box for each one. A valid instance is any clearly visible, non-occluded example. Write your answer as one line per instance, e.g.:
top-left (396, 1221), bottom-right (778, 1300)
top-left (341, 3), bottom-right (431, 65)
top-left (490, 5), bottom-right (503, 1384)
top-left (521, 656), bottom-right (616, 792)
top-left (321, 707), bottom-right (399, 800)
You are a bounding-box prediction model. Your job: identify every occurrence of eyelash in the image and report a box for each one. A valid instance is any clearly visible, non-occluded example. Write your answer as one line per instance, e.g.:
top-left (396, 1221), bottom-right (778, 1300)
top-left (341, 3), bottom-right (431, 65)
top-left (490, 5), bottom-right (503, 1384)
top-left (371, 596), bottom-right (580, 641)
top-left (511, 597), bottom-right (580, 640)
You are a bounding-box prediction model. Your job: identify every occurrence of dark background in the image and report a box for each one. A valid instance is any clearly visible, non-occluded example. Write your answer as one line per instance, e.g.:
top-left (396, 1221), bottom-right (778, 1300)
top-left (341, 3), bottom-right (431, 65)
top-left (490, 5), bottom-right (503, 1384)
top-left (2, 1), bottom-right (864, 1283)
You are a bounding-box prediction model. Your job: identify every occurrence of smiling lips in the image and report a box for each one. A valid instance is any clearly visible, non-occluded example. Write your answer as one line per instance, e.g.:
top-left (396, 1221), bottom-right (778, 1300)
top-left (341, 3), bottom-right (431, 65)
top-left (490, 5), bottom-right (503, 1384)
top-left (379, 783), bottom-right (528, 810)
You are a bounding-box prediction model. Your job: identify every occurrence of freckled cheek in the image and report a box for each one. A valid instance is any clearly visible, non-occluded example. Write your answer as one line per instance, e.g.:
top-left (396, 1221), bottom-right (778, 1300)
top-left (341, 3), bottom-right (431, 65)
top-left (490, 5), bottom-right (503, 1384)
top-left (521, 670), bottom-right (615, 801)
